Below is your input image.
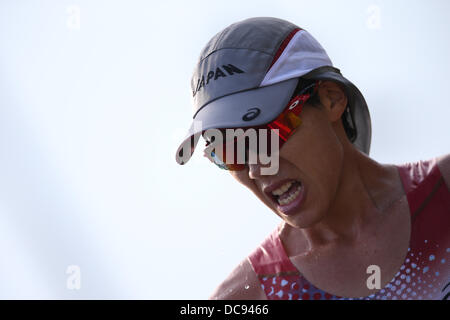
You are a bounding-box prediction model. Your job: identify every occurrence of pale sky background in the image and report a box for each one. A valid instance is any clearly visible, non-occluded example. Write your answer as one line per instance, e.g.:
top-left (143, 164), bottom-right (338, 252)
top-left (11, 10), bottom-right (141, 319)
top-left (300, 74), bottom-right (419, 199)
top-left (0, 0), bottom-right (449, 299)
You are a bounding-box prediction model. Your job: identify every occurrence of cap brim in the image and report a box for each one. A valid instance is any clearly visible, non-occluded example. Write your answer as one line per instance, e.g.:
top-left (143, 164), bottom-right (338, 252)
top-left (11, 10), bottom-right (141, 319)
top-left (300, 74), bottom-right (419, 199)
top-left (175, 78), bottom-right (298, 165)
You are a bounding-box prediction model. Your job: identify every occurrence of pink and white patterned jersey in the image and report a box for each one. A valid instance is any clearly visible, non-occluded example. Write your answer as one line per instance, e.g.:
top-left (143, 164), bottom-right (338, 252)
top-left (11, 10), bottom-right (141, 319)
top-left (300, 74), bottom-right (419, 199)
top-left (248, 158), bottom-right (450, 300)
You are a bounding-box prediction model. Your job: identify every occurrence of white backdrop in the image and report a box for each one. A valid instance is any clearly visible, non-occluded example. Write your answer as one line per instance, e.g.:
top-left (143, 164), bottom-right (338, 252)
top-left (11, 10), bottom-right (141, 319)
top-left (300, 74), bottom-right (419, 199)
top-left (0, 0), bottom-right (449, 299)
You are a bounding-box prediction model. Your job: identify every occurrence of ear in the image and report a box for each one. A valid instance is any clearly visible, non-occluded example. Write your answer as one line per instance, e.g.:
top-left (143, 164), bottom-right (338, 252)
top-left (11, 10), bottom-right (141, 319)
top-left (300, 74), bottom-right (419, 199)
top-left (316, 81), bottom-right (348, 122)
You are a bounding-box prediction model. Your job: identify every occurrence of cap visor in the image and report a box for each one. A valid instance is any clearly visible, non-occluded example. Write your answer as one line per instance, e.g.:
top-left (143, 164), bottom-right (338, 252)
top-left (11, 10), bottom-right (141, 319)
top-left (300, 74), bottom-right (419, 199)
top-left (175, 78), bottom-right (298, 164)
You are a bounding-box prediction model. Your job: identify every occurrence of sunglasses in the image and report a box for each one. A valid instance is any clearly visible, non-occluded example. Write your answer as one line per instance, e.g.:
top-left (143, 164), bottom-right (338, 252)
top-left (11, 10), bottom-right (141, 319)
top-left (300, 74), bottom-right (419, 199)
top-left (203, 80), bottom-right (321, 171)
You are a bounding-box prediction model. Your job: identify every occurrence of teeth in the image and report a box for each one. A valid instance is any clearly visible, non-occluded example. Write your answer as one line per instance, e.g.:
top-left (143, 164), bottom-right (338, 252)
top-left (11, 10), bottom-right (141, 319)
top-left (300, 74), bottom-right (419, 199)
top-left (272, 181), bottom-right (293, 196)
top-left (277, 184), bottom-right (302, 206)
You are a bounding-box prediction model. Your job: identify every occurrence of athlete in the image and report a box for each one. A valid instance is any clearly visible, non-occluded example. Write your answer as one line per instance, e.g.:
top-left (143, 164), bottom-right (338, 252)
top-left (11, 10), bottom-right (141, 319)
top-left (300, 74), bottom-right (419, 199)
top-left (175, 17), bottom-right (450, 300)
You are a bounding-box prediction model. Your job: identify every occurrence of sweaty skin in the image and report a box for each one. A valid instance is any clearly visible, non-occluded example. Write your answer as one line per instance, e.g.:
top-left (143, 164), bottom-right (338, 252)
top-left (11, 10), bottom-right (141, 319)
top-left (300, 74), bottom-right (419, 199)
top-left (209, 81), bottom-right (450, 299)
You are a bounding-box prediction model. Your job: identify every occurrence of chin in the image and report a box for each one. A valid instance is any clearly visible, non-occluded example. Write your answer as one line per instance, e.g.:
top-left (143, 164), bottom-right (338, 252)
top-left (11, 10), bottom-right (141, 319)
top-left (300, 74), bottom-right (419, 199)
top-left (282, 207), bottom-right (327, 229)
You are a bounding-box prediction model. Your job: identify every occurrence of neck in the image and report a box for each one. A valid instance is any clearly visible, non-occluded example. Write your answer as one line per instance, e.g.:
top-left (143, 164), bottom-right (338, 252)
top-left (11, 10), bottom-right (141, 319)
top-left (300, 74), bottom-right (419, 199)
top-left (299, 145), bottom-right (404, 250)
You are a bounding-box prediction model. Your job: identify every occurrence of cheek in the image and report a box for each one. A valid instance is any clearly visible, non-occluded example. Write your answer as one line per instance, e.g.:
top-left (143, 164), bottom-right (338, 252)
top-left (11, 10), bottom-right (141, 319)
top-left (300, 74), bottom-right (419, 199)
top-left (281, 113), bottom-right (344, 207)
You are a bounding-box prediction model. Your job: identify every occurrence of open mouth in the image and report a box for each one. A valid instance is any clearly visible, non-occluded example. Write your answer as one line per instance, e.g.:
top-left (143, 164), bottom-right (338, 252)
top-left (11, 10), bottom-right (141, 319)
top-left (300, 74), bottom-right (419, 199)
top-left (268, 179), bottom-right (300, 203)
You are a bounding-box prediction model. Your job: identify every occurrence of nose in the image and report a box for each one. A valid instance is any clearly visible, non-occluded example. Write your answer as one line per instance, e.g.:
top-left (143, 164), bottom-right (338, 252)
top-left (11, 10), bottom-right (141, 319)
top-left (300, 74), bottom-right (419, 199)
top-left (248, 161), bottom-right (272, 179)
top-left (248, 163), bottom-right (261, 180)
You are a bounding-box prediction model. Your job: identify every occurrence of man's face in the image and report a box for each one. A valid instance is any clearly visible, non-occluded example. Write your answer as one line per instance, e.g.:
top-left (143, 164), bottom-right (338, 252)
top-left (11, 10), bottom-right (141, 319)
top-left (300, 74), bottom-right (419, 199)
top-left (229, 101), bottom-right (346, 229)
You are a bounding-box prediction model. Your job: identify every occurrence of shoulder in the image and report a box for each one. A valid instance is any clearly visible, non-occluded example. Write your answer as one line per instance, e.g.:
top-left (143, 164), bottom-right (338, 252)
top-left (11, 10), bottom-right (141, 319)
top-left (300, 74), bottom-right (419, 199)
top-left (209, 257), bottom-right (267, 300)
top-left (396, 155), bottom-right (450, 193)
top-left (436, 153), bottom-right (450, 190)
